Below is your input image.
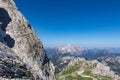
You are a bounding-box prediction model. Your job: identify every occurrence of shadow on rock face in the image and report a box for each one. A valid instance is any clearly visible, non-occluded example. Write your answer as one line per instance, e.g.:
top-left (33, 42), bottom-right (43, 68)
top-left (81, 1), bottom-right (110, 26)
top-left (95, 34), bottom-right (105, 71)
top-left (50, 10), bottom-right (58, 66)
top-left (0, 8), bottom-right (15, 48)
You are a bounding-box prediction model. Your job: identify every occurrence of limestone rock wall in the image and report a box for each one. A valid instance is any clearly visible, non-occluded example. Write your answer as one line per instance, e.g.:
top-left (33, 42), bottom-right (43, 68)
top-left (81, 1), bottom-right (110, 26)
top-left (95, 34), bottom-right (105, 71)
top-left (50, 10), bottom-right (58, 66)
top-left (0, 42), bottom-right (34, 79)
top-left (0, 0), bottom-right (55, 80)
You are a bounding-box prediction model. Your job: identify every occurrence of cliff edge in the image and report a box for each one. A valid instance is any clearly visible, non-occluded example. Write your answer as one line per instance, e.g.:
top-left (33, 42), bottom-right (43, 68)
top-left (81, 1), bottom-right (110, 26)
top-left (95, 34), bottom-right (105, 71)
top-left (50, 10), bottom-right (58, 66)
top-left (0, 0), bottom-right (55, 80)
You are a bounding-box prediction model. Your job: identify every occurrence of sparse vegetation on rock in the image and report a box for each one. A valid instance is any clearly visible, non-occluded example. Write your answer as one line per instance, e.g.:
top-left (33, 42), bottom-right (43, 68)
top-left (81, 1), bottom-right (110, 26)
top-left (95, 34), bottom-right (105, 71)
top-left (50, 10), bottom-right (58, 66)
top-left (56, 58), bottom-right (120, 80)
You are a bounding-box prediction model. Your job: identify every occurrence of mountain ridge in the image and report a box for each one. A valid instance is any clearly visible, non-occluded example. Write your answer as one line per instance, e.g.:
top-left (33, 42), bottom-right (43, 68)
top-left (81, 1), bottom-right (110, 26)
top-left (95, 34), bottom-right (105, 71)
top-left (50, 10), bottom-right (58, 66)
top-left (56, 58), bottom-right (120, 80)
top-left (46, 45), bottom-right (120, 75)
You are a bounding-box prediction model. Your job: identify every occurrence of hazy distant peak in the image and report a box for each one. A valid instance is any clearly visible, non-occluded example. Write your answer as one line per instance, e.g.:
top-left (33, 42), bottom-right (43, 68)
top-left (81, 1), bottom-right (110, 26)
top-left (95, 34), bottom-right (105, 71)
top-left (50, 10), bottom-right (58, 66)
top-left (56, 44), bottom-right (84, 54)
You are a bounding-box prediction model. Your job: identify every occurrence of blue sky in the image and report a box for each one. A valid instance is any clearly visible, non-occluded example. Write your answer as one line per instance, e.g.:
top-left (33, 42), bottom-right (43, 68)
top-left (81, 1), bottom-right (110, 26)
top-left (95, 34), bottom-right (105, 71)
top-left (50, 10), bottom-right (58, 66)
top-left (14, 0), bottom-right (120, 48)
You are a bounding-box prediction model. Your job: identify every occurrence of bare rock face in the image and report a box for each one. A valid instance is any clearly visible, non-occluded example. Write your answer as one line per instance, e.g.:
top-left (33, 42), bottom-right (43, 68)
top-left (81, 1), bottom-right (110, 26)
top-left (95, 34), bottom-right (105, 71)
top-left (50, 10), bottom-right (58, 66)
top-left (0, 42), bottom-right (33, 80)
top-left (0, 0), bottom-right (55, 80)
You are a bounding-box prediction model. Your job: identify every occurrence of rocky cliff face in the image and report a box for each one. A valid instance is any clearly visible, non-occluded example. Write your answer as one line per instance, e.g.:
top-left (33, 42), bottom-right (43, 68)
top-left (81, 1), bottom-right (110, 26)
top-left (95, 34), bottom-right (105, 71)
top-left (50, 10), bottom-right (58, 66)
top-left (0, 0), bottom-right (55, 80)
top-left (0, 42), bottom-right (33, 80)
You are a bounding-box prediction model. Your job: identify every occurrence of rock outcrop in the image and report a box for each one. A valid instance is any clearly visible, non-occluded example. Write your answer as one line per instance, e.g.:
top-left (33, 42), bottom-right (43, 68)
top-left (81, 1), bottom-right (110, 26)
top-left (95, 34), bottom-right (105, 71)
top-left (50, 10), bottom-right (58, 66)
top-left (56, 58), bottom-right (120, 80)
top-left (0, 42), bottom-right (33, 80)
top-left (0, 0), bottom-right (55, 80)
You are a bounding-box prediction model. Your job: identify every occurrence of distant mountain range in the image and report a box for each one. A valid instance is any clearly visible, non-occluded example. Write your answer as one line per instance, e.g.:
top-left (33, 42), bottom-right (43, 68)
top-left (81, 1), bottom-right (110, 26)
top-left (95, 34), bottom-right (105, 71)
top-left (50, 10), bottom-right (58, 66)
top-left (56, 44), bottom-right (84, 54)
top-left (45, 44), bottom-right (120, 75)
top-left (46, 44), bottom-right (120, 60)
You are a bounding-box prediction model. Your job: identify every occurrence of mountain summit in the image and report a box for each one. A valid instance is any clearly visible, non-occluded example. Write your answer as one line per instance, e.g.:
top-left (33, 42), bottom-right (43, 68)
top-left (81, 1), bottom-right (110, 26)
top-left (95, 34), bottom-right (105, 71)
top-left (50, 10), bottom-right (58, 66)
top-left (0, 0), bottom-right (55, 80)
top-left (57, 44), bottom-right (84, 54)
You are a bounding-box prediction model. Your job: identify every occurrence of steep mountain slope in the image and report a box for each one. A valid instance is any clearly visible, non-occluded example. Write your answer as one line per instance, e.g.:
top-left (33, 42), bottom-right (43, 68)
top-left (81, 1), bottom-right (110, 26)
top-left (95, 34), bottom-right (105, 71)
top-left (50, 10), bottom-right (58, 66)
top-left (0, 0), bottom-right (55, 80)
top-left (56, 58), bottom-right (120, 80)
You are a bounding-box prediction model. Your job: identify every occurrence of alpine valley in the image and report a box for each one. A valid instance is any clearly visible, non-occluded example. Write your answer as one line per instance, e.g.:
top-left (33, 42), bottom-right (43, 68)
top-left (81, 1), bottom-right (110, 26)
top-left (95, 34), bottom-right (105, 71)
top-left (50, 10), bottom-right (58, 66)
top-left (46, 44), bottom-right (120, 80)
top-left (0, 0), bottom-right (120, 80)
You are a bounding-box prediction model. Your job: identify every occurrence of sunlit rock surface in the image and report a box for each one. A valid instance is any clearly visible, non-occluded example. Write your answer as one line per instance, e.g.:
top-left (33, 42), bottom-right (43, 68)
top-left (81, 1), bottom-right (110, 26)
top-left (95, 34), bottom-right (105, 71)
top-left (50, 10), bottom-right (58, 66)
top-left (0, 0), bottom-right (55, 80)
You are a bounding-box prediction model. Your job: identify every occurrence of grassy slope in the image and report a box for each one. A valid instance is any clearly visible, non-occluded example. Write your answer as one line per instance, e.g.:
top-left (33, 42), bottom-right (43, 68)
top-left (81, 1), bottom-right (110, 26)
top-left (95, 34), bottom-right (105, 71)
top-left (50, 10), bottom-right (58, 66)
top-left (56, 59), bottom-right (113, 80)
